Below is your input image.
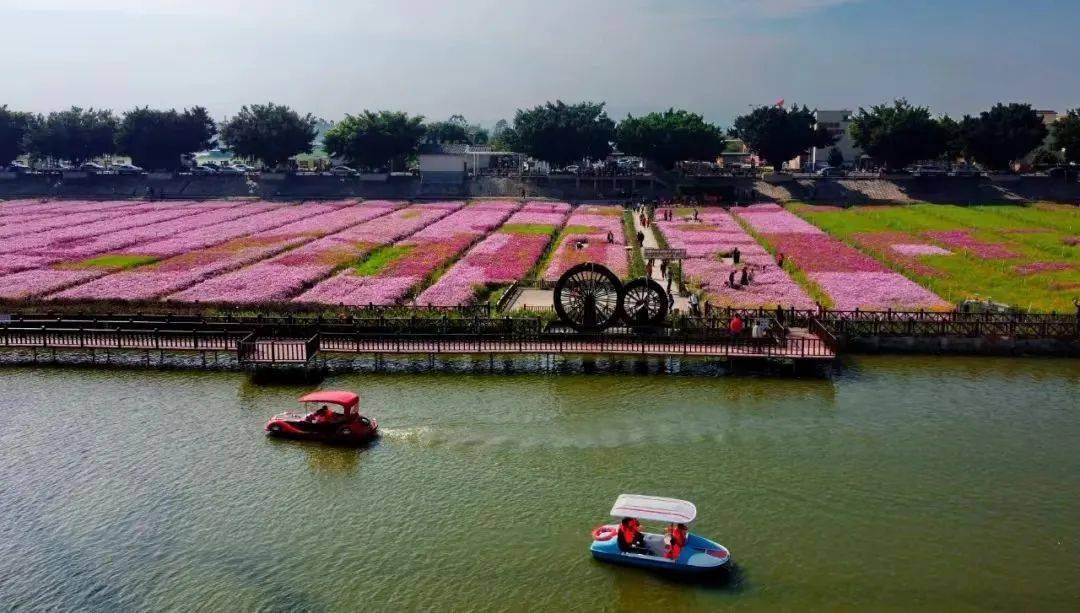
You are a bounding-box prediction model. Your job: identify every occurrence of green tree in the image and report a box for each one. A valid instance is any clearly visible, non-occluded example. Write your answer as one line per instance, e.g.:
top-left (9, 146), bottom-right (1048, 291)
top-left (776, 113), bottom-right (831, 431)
top-left (323, 110), bottom-right (426, 170)
top-left (115, 106), bottom-right (216, 170)
top-left (827, 147), bottom-right (844, 168)
top-left (938, 115), bottom-right (965, 162)
top-left (849, 100), bottom-right (947, 170)
top-left (615, 108), bottom-right (725, 170)
top-left (424, 115), bottom-right (490, 146)
top-left (960, 103), bottom-right (1048, 171)
top-left (506, 100), bottom-right (614, 167)
top-left (27, 106), bottom-right (118, 165)
top-left (0, 105), bottom-right (37, 166)
top-left (219, 103), bottom-right (317, 168)
top-left (731, 105), bottom-right (833, 171)
top-left (1050, 108), bottom-right (1080, 164)
top-left (1031, 148), bottom-right (1061, 169)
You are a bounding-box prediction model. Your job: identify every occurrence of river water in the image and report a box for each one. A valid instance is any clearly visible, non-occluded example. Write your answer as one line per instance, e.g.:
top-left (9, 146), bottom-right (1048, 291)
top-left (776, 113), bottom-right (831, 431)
top-left (1, 357), bottom-right (1078, 611)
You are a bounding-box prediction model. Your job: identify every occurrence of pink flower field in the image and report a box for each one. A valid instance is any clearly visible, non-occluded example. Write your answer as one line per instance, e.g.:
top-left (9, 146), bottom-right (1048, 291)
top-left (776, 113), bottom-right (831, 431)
top-left (416, 202), bottom-right (571, 305)
top-left (168, 202), bottom-right (463, 304)
top-left (734, 204), bottom-right (949, 310)
top-left (656, 209), bottom-right (814, 309)
top-left (48, 203), bottom-right (383, 301)
top-left (296, 201), bottom-right (518, 306)
top-left (542, 205), bottom-right (628, 280)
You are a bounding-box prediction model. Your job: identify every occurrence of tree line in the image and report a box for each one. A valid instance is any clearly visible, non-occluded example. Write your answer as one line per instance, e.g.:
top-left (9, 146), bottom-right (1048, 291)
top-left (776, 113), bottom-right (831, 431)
top-left (2, 99), bottom-right (1077, 172)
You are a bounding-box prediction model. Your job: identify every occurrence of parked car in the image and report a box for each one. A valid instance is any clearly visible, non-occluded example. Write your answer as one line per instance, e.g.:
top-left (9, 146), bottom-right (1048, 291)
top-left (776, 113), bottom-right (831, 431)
top-left (949, 165), bottom-right (980, 177)
top-left (217, 165), bottom-right (245, 175)
top-left (909, 165), bottom-right (948, 177)
top-left (191, 165), bottom-right (218, 175)
top-left (230, 163), bottom-right (256, 173)
top-left (815, 166), bottom-right (847, 177)
top-left (330, 165), bottom-right (358, 177)
top-left (563, 165), bottom-right (580, 174)
top-left (114, 163), bottom-right (145, 175)
top-left (79, 162), bottom-right (107, 173)
top-left (5, 161), bottom-right (30, 173)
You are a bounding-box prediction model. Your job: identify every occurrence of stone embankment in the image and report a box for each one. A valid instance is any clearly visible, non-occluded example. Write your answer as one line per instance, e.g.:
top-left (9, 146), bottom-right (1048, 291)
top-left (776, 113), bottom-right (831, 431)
top-left (0, 173), bottom-right (1077, 204)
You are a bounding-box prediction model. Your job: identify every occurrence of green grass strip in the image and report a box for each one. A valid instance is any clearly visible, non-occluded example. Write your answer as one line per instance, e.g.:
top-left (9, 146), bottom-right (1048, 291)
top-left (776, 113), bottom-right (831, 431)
top-left (622, 209), bottom-right (645, 278)
top-left (351, 244), bottom-right (413, 276)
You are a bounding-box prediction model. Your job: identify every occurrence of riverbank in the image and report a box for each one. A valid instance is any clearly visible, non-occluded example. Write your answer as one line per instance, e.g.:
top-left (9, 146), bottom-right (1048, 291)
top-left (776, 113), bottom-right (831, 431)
top-left (2, 357), bottom-right (1077, 610)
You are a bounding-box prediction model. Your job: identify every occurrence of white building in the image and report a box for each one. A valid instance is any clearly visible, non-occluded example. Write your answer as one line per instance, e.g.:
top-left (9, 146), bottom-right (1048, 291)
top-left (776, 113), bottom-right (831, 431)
top-left (810, 109), bottom-right (861, 169)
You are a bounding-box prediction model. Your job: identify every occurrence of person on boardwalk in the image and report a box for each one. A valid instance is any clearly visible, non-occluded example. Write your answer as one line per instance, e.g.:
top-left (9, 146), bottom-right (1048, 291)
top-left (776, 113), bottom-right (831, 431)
top-left (732, 246), bottom-right (741, 265)
top-left (692, 208), bottom-right (699, 221)
top-left (730, 314), bottom-right (744, 336)
top-left (666, 273), bottom-right (673, 293)
top-left (645, 260), bottom-right (653, 278)
top-left (636, 230), bottom-right (645, 246)
top-left (688, 292), bottom-right (700, 316)
top-left (606, 230), bottom-right (614, 244)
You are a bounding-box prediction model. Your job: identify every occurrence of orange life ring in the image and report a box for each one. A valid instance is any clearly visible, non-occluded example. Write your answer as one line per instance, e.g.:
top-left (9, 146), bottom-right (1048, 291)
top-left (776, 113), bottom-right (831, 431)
top-left (592, 525), bottom-right (617, 541)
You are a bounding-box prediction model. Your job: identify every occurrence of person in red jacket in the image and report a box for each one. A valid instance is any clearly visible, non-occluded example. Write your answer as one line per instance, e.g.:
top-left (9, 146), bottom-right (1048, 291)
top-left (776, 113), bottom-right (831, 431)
top-left (617, 517), bottom-right (648, 554)
top-left (665, 523), bottom-right (688, 560)
top-left (730, 314), bottom-right (744, 335)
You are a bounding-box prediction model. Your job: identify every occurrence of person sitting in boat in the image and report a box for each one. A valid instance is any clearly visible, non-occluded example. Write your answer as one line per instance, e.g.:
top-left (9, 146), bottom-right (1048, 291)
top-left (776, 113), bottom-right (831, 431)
top-left (617, 517), bottom-right (648, 554)
top-left (309, 405), bottom-right (335, 424)
top-left (664, 523), bottom-right (688, 560)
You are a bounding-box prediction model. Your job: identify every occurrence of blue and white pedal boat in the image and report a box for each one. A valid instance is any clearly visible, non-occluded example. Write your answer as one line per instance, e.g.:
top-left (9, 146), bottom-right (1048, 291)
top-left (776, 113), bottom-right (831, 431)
top-left (589, 494), bottom-right (731, 574)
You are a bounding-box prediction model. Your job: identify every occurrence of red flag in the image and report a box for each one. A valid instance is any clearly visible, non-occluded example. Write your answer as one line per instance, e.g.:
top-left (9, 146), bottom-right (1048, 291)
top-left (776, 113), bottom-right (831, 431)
top-left (775, 98), bottom-right (785, 107)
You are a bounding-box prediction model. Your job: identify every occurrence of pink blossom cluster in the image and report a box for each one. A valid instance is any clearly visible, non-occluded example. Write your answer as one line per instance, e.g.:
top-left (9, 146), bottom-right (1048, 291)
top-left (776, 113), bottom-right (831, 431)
top-left (808, 272), bottom-right (950, 311)
top-left (0, 203), bottom-right (212, 248)
top-left (657, 208), bottom-right (814, 309)
top-left (542, 206), bottom-right (628, 280)
top-left (48, 204), bottom-right (354, 300)
top-left (733, 205), bottom-right (949, 310)
top-left (25, 202), bottom-right (255, 259)
top-left (0, 202), bottom-right (237, 255)
top-left (889, 243), bottom-right (952, 256)
top-left (168, 202), bottom-right (467, 304)
top-left (923, 230), bottom-right (1019, 259)
top-left (734, 203), bottom-right (826, 235)
top-left (1013, 261), bottom-right (1074, 275)
top-left (416, 204), bottom-right (571, 305)
top-left (296, 202), bottom-right (518, 306)
top-left (0, 268), bottom-right (102, 300)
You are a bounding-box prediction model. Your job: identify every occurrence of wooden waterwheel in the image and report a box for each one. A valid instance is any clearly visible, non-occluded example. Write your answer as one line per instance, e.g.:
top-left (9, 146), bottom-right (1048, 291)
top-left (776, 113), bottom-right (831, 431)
top-left (553, 263), bottom-right (623, 331)
top-left (618, 278), bottom-right (669, 327)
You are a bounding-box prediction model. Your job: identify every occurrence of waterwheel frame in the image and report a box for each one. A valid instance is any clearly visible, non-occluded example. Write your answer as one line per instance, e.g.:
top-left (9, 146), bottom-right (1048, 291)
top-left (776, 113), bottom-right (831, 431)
top-left (553, 263), bottom-right (623, 331)
top-left (617, 278), bottom-right (669, 327)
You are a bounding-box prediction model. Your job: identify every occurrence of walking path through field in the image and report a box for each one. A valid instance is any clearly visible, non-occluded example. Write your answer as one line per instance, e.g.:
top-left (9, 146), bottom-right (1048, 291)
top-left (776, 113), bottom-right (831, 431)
top-left (633, 210), bottom-right (691, 313)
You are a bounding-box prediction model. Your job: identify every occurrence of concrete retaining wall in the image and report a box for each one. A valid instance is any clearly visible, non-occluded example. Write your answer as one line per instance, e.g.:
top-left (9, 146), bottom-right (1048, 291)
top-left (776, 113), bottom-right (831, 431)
top-left (0, 174), bottom-right (1077, 204)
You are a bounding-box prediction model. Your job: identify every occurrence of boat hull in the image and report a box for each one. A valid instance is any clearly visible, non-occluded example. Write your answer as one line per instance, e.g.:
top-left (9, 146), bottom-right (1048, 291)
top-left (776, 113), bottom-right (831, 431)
top-left (589, 527), bottom-right (730, 575)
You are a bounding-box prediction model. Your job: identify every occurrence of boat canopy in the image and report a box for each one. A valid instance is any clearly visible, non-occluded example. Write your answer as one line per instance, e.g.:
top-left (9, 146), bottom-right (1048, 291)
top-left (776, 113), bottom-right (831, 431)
top-left (610, 494), bottom-right (697, 523)
top-left (299, 391), bottom-right (359, 412)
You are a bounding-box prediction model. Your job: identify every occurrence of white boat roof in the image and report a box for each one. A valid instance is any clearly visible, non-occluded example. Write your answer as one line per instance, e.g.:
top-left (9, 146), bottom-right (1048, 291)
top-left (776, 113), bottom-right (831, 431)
top-left (610, 494), bottom-right (696, 523)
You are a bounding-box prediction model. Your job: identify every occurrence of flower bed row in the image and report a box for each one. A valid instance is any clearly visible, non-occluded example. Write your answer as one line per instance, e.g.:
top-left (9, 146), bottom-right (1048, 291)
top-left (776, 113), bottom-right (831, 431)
top-left (295, 201), bottom-right (519, 306)
top-left (541, 205), bottom-right (628, 280)
top-left (416, 202), bottom-right (571, 306)
top-left (46, 203), bottom-right (388, 302)
top-left (168, 202), bottom-right (459, 304)
top-left (792, 203), bottom-right (1079, 311)
top-left (655, 208), bottom-right (815, 309)
top-left (735, 204), bottom-right (949, 310)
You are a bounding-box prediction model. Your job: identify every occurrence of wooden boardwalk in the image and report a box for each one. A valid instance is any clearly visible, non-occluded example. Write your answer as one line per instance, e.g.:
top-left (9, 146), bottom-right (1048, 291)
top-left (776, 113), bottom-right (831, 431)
top-left (0, 327), bottom-right (835, 361)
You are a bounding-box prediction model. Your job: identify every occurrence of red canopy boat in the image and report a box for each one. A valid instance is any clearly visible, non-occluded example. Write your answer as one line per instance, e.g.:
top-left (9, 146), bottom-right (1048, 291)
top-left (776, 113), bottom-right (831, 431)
top-left (265, 391), bottom-right (378, 445)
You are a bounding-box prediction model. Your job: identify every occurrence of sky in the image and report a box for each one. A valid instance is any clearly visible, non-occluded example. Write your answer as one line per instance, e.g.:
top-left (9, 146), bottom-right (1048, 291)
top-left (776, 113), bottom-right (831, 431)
top-left (1, 0), bottom-right (1077, 127)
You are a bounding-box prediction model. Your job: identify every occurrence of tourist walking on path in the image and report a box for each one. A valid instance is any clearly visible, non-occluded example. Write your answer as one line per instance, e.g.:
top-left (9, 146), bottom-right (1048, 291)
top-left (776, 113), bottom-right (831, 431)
top-left (637, 230), bottom-right (645, 246)
top-left (688, 292), bottom-right (700, 316)
top-left (732, 247), bottom-right (741, 264)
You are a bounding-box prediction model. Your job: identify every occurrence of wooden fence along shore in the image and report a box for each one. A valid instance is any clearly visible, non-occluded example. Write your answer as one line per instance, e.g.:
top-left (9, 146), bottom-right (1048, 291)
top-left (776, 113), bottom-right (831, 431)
top-left (0, 308), bottom-right (1076, 371)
